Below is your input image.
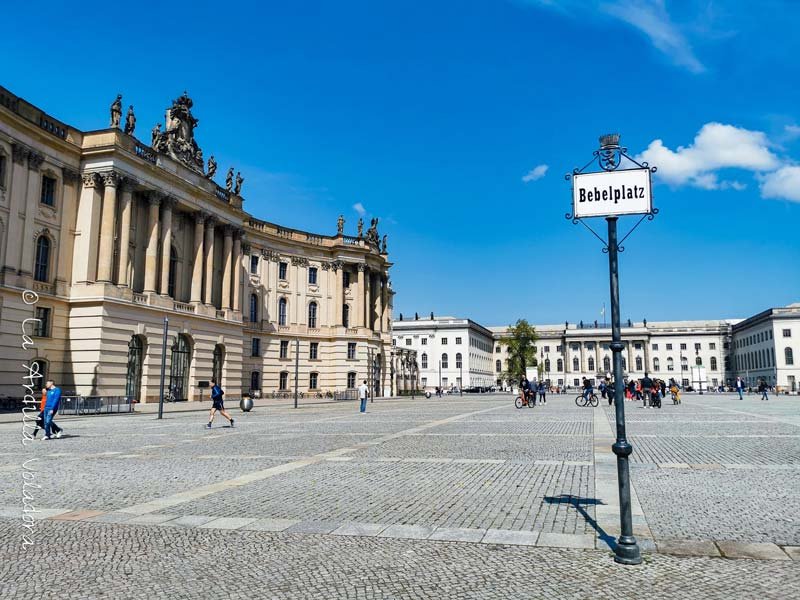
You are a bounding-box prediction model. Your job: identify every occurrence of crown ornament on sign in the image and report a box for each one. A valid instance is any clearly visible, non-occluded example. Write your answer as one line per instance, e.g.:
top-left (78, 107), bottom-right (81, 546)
top-left (599, 133), bottom-right (620, 149)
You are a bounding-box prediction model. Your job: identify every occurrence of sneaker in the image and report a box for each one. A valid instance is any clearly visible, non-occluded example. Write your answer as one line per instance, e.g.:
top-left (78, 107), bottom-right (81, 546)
top-left (206, 423), bottom-right (212, 429)
top-left (230, 419), bottom-right (235, 428)
top-left (42, 436), bottom-right (51, 441)
top-left (55, 431), bottom-right (63, 439)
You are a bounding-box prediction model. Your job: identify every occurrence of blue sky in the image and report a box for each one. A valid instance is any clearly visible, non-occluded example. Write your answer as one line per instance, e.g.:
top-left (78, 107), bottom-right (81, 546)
top-left (3, 1), bottom-right (799, 325)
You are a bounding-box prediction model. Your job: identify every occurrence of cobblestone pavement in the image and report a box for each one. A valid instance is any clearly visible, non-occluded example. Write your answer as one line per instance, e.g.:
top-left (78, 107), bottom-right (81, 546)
top-left (1, 392), bottom-right (798, 598)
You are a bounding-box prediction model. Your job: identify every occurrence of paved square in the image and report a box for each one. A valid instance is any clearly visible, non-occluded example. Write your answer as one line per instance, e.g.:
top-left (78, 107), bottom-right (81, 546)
top-left (1, 393), bottom-right (798, 598)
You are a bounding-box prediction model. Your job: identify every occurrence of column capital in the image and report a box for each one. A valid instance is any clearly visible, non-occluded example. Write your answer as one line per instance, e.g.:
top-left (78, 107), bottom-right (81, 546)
top-left (82, 172), bottom-right (100, 188)
top-left (147, 191), bottom-right (166, 206)
top-left (160, 195), bottom-right (177, 210)
top-left (11, 143), bottom-right (28, 165)
top-left (241, 243), bottom-right (251, 255)
top-left (221, 223), bottom-right (235, 237)
top-left (330, 260), bottom-right (344, 272)
top-left (61, 167), bottom-right (81, 183)
top-left (101, 171), bottom-right (122, 188)
top-left (290, 256), bottom-right (308, 267)
top-left (27, 151), bottom-right (45, 171)
top-left (357, 263), bottom-right (367, 272)
top-left (118, 176), bottom-right (139, 192)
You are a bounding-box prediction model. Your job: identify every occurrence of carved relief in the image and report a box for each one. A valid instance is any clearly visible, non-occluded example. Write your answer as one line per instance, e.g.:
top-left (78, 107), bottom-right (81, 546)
top-left (11, 143), bottom-right (27, 165)
top-left (101, 171), bottom-right (121, 187)
top-left (82, 173), bottom-right (99, 188)
top-left (27, 151), bottom-right (44, 171)
top-left (290, 256), bottom-right (309, 267)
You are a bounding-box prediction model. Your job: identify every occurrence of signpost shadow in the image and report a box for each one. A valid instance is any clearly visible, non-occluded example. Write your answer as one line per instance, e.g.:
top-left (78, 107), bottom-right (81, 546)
top-left (543, 494), bottom-right (617, 550)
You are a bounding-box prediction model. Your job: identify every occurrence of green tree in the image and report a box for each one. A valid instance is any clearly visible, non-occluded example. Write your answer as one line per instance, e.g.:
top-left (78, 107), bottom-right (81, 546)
top-left (501, 319), bottom-right (538, 384)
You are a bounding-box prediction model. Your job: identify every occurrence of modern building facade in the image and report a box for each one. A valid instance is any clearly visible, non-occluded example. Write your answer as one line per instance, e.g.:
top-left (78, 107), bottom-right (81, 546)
top-left (0, 85), bottom-right (393, 402)
top-left (392, 315), bottom-right (495, 390)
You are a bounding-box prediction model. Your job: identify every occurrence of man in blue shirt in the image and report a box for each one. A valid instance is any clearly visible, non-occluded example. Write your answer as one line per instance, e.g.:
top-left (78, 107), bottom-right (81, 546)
top-left (43, 380), bottom-right (62, 440)
top-left (207, 379), bottom-right (234, 429)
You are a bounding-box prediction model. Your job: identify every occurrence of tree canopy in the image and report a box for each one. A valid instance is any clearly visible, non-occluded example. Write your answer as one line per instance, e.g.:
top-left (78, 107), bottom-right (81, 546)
top-left (501, 319), bottom-right (538, 384)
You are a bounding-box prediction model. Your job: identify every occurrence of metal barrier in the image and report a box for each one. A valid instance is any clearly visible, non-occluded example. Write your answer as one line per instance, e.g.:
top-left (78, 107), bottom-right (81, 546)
top-left (57, 396), bottom-right (134, 416)
top-left (333, 389), bottom-right (358, 401)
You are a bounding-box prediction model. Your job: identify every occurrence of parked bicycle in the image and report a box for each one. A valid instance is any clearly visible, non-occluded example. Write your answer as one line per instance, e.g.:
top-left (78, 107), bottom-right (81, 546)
top-left (575, 393), bottom-right (599, 407)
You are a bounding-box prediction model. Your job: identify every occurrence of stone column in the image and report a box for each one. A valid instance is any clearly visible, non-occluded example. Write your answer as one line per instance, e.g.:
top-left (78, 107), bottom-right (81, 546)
top-left (56, 168), bottom-right (81, 287)
top-left (3, 145), bottom-right (29, 276)
top-left (116, 179), bottom-right (134, 286)
top-left (72, 173), bottom-right (103, 284)
top-left (356, 264), bottom-right (365, 328)
top-left (364, 269), bottom-right (372, 330)
top-left (232, 230), bottom-right (242, 312)
top-left (334, 262), bottom-right (344, 326)
top-left (221, 225), bottom-right (233, 310)
top-left (203, 217), bottom-right (216, 305)
top-left (19, 151), bottom-right (45, 277)
top-left (96, 172), bottom-right (120, 283)
top-left (159, 198), bottom-right (174, 296)
top-left (143, 193), bottom-right (162, 293)
top-left (190, 212), bottom-right (206, 303)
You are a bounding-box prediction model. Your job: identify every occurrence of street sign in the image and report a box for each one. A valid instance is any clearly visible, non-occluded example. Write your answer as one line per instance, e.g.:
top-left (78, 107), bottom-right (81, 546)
top-left (572, 167), bottom-right (652, 218)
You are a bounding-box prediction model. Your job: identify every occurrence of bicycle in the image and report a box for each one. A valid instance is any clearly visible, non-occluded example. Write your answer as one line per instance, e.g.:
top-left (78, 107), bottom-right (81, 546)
top-left (514, 393), bottom-right (535, 409)
top-left (575, 393), bottom-right (599, 407)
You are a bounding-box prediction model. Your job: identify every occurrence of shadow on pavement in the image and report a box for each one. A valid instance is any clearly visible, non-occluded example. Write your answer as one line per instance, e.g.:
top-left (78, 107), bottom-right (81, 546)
top-left (544, 494), bottom-right (616, 550)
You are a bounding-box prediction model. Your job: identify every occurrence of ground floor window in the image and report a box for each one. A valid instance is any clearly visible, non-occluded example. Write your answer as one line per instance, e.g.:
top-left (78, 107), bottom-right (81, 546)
top-left (310, 372), bottom-right (318, 389)
top-left (347, 371), bottom-right (356, 388)
top-left (126, 336), bottom-right (144, 400)
top-left (250, 371), bottom-right (261, 391)
top-left (279, 371), bottom-right (289, 390)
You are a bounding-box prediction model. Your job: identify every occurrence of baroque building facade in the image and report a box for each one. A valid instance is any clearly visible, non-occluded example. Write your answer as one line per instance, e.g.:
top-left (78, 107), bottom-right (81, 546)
top-left (0, 85), bottom-right (393, 402)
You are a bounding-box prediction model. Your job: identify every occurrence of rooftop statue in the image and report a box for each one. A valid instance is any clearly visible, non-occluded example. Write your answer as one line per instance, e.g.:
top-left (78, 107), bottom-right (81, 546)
top-left (149, 91), bottom-right (205, 172)
top-left (225, 167), bottom-right (234, 192)
top-left (124, 105), bottom-right (136, 135)
top-left (357, 218), bottom-right (364, 238)
top-left (337, 214), bottom-right (344, 235)
top-left (366, 217), bottom-right (380, 246)
top-left (234, 171), bottom-right (244, 195)
top-left (206, 155), bottom-right (217, 180)
top-left (110, 94), bottom-right (122, 128)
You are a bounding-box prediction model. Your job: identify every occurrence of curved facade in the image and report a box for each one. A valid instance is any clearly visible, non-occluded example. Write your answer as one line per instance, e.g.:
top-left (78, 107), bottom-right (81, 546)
top-left (0, 85), bottom-right (393, 401)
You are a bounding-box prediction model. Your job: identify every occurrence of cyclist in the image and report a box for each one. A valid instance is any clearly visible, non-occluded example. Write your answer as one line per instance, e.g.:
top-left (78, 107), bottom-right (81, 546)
top-left (582, 377), bottom-right (593, 403)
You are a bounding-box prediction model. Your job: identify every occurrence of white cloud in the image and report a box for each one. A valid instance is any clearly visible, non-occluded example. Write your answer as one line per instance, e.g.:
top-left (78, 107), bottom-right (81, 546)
top-left (785, 124), bottom-right (800, 139)
top-left (636, 122), bottom-right (780, 189)
top-left (352, 202), bottom-right (367, 216)
top-left (760, 166), bottom-right (800, 203)
top-left (602, 0), bottom-right (705, 74)
top-left (522, 164), bottom-right (549, 182)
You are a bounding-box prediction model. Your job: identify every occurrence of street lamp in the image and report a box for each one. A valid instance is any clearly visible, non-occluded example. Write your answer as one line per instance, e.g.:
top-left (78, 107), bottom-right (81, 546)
top-left (696, 349), bottom-right (704, 395)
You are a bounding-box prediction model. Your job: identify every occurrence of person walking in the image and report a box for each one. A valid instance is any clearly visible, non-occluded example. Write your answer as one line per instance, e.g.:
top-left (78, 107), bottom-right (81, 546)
top-left (530, 380), bottom-right (538, 406)
top-left (42, 380), bottom-right (62, 440)
top-left (606, 379), bottom-right (614, 406)
top-left (627, 379), bottom-right (636, 401)
top-left (206, 379), bottom-right (234, 428)
top-left (538, 380), bottom-right (546, 405)
top-left (758, 379), bottom-right (769, 401)
top-left (33, 386), bottom-right (62, 439)
top-left (641, 373), bottom-right (653, 408)
top-left (358, 379), bottom-right (369, 413)
top-left (736, 377), bottom-right (745, 400)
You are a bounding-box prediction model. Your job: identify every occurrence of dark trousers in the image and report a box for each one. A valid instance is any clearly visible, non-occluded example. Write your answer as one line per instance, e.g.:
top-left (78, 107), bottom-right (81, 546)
top-left (360, 397), bottom-right (367, 412)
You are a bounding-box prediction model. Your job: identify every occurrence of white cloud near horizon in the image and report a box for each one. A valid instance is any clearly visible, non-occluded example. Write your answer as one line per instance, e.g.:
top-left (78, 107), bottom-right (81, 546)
top-left (636, 122), bottom-right (800, 203)
top-left (522, 164), bottom-right (549, 182)
top-left (520, 0), bottom-right (705, 73)
top-left (353, 202), bottom-right (367, 216)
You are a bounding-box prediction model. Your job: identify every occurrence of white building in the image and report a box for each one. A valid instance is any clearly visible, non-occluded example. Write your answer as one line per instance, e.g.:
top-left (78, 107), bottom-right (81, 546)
top-left (392, 315), bottom-right (494, 391)
top-left (731, 303), bottom-right (800, 392)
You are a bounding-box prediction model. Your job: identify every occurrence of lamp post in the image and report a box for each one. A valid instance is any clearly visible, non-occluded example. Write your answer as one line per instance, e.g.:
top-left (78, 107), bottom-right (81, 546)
top-left (696, 349), bottom-right (704, 395)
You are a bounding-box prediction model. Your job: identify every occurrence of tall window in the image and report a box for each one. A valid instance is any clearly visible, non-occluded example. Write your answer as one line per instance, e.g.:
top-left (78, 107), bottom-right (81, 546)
top-left (455, 353), bottom-right (462, 369)
top-left (544, 358), bottom-right (551, 372)
top-left (280, 340), bottom-right (289, 358)
top-left (33, 307), bottom-right (51, 337)
top-left (441, 353), bottom-right (448, 369)
top-left (495, 359), bottom-right (501, 372)
top-left (279, 371), bottom-right (289, 390)
top-left (212, 344), bottom-right (225, 383)
top-left (251, 338), bottom-right (261, 357)
top-left (250, 255), bottom-right (259, 274)
top-left (635, 357), bottom-right (643, 371)
top-left (667, 357), bottom-right (674, 371)
top-left (441, 338), bottom-right (448, 345)
top-left (653, 357), bottom-right (660, 371)
top-left (40, 175), bottom-right (56, 206)
top-left (309, 342), bottom-right (318, 359)
top-left (309, 372), bottom-right (319, 389)
top-left (279, 262), bottom-right (288, 280)
top-left (786, 347), bottom-right (795, 366)
top-left (557, 358), bottom-right (564, 371)
top-left (249, 293), bottom-right (259, 323)
top-left (455, 337), bottom-right (462, 344)
top-left (603, 356), bottom-right (611, 372)
top-left (343, 271), bottom-right (351, 287)
top-left (588, 357), bottom-right (595, 372)
top-left (308, 267), bottom-right (318, 285)
top-left (347, 342), bottom-right (356, 359)
top-left (421, 353), bottom-right (428, 369)
top-left (0, 153), bottom-right (6, 188)
top-left (696, 356), bottom-right (702, 366)
top-left (308, 302), bottom-right (318, 328)
top-left (168, 247), bottom-right (178, 298)
top-left (572, 357), bottom-right (579, 371)
top-left (710, 356), bottom-right (718, 371)
top-left (250, 371), bottom-right (261, 391)
top-left (621, 357), bottom-right (627, 371)
top-left (34, 236), bottom-right (50, 282)
top-left (343, 304), bottom-right (350, 327)
top-left (347, 372), bottom-right (356, 388)
top-left (125, 336), bottom-right (144, 400)
top-left (278, 298), bottom-right (287, 326)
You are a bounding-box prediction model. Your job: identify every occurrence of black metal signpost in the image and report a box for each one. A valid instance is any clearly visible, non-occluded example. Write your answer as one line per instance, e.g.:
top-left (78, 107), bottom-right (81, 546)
top-left (566, 134), bottom-right (658, 565)
top-left (157, 317), bottom-right (168, 420)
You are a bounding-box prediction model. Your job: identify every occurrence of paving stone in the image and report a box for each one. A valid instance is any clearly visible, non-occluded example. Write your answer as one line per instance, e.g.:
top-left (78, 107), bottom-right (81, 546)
top-left (481, 529), bottom-right (539, 546)
top-left (378, 524), bottom-right (437, 540)
top-left (84, 511), bottom-right (136, 524)
top-left (717, 541), bottom-right (792, 561)
top-left (127, 513), bottom-right (179, 525)
top-left (241, 517), bottom-right (300, 531)
top-left (50, 510), bottom-right (104, 521)
top-left (782, 546), bottom-right (800, 560)
top-left (657, 539), bottom-right (721, 557)
top-left (160, 514), bottom-right (217, 528)
top-left (428, 527), bottom-right (487, 543)
top-left (536, 532), bottom-right (595, 549)
top-left (285, 520), bottom-right (341, 534)
top-left (197, 517), bottom-right (257, 530)
top-left (331, 522), bottom-right (388, 537)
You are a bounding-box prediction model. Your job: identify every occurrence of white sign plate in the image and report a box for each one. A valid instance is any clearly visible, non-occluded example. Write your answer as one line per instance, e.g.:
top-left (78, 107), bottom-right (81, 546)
top-left (572, 168), bottom-right (652, 218)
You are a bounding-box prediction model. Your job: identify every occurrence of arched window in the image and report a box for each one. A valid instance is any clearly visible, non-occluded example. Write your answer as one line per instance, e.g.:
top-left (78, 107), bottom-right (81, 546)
top-left (212, 344), bottom-right (225, 384)
top-left (278, 298), bottom-right (287, 326)
top-left (125, 335), bottom-right (144, 401)
top-left (635, 357), bottom-right (643, 371)
top-left (557, 358), bottom-right (563, 371)
top-left (666, 357), bottom-right (674, 371)
top-left (249, 293), bottom-right (259, 323)
top-left (279, 371), bottom-right (289, 390)
top-left (588, 357), bottom-right (595, 372)
top-left (34, 235), bottom-right (51, 282)
top-left (456, 353), bottom-right (462, 369)
top-left (572, 357), bottom-right (579, 371)
top-left (603, 356), bottom-right (611, 372)
top-left (169, 334), bottom-right (192, 401)
top-left (343, 304), bottom-right (350, 327)
top-left (786, 347), bottom-right (795, 366)
top-left (496, 359), bottom-right (501, 372)
top-left (544, 358), bottom-right (551, 372)
top-left (250, 370), bottom-right (261, 391)
top-left (167, 246), bottom-right (178, 298)
top-left (421, 353), bottom-right (428, 369)
top-left (308, 302), bottom-right (318, 328)
top-left (441, 353), bottom-right (448, 369)
top-left (696, 356), bottom-right (702, 366)
top-left (710, 356), bottom-right (717, 371)
top-left (653, 357), bottom-right (660, 371)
